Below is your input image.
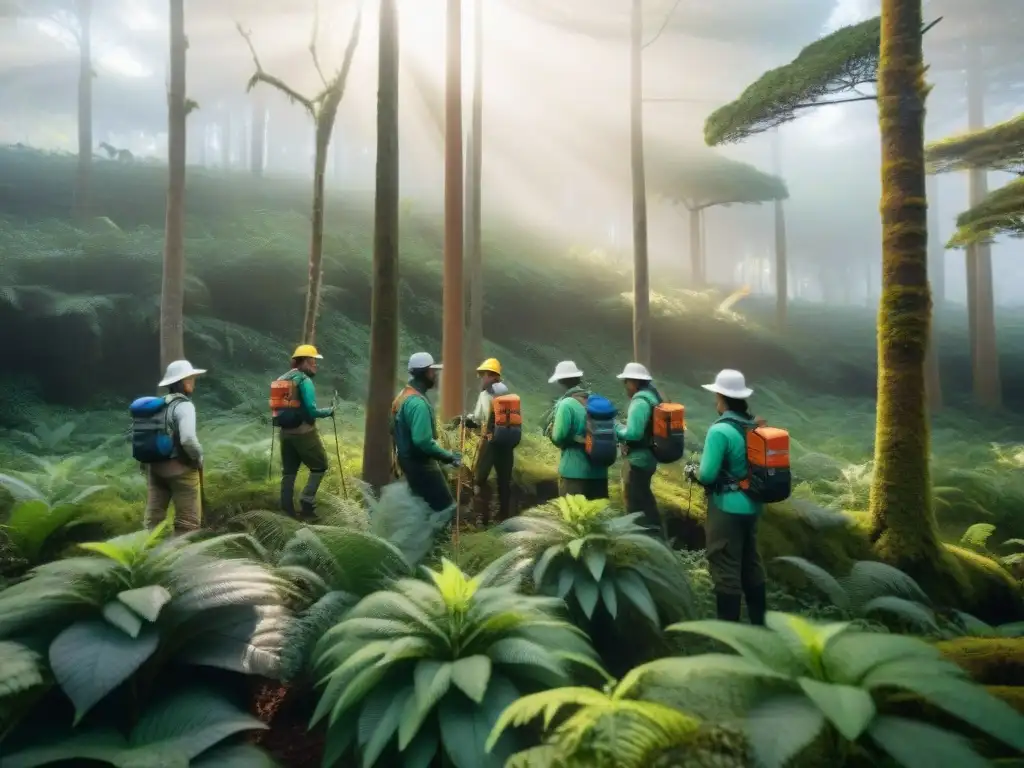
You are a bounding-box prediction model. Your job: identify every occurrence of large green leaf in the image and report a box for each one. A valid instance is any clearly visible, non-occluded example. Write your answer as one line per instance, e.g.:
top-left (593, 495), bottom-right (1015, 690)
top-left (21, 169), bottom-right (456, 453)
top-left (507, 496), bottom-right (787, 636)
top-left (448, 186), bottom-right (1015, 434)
top-left (573, 570), bottom-right (600, 619)
top-left (0, 640), bottom-right (44, 697)
top-left (177, 604), bottom-right (287, 677)
top-left (744, 694), bottom-right (825, 768)
top-left (360, 685), bottom-right (413, 767)
top-left (398, 660), bottom-right (453, 748)
top-left (615, 569), bottom-right (659, 625)
top-left (582, 546), bottom-right (606, 582)
top-left (4, 500), bottom-right (82, 562)
top-left (128, 687), bottom-right (267, 759)
top-left (797, 678), bottom-right (875, 741)
top-left (438, 677), bottom-right (517, 768)
top-left (868, 716), bottom-right (991, 768)
top-left (402, 725), bottom-right (440, 768)
top-left (1, 729), bottom-right (127, 768)
top-left (598, 577), bottom-right (617, 619)
top-left (118, 585), bottom-right (172, 623)
top-left (102, 601), bottom-right (143, 638)
top-left (823, 632), bottom-right (938, 684)
top-left (49, 620), bottom-right (160, 723)
top-left (532, 545), bottom-right (562, 586)
top-left (666, 619), bottom-right (805, 676)
top-left (450, 655), bottom-right (492, 704)
top-left (190, 744), bottom-right (278, 767)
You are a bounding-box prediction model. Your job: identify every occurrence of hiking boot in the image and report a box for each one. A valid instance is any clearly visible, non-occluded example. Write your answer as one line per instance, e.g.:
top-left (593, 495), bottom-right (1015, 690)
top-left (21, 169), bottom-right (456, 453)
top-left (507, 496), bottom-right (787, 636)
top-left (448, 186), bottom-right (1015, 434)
top-left (298, 499), bottom-right (317, 521)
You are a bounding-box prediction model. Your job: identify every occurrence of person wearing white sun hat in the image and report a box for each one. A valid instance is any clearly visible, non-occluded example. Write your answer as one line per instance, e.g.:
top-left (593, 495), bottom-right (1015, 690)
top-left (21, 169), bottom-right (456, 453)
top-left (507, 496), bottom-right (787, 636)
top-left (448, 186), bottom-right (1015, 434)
top-left (684, 368), bottom-right (767, 625)
top-left (614, 362), bottom-right (661, 528)
top-left (141, 360), bottom-right (207, 535)
top-left (544, 360), bottom-right (610, 500)
top-left (391, 352), bottom-right (458, 512)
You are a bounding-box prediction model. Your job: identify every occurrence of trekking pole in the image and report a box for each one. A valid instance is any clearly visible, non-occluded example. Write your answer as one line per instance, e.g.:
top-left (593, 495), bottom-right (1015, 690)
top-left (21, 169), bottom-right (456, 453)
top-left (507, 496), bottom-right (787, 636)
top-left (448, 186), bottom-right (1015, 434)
top-left (198, 466), bottom-right (209, 527)
top-left (331, 391), bottom-right (348, 497)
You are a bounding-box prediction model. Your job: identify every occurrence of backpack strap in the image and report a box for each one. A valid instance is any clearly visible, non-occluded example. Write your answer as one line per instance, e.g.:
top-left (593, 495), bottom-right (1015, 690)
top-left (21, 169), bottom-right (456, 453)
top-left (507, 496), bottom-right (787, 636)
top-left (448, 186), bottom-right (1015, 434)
top-left (626, 388), bottom-right (661, 451)
top-left (163, 393), bottom-right (188, 454)
top-left (713, 416), bottom-right (751, 491)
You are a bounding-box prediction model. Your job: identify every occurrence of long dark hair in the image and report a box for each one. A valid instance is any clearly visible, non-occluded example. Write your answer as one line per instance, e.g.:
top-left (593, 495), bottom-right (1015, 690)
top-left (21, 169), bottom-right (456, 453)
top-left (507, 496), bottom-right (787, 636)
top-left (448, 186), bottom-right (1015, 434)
top-left (722, 395), bottom-right (751, 418)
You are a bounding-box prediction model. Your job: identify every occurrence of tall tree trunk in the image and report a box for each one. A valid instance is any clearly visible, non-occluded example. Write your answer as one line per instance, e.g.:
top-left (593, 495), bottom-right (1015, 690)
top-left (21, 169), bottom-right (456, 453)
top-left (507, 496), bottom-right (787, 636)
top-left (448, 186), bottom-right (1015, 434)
top-left (250, 95), bottom-right (266, 177)
top-left (160, 0), bottom-right (188, 368)
top-left (73, 0), bottom-right (93, 219)
top-left (463, 0), bottom-right (484, 404)
top-left (869, 0), bottom-right (942, 571)
top-left (688, 207), bottom-right (702, 285)
top-left (363, 0), bottom-right (400, 491)
top-left (771, 129), bottom-right (788, 325)
top-left (629, 0), bottom-right (650, 367)
top-left (925, 172), bottom-right (943, 410)
top-left (333, 124), bottom-right (344, 180)
top-left (302, 136), bottom-right (329, 345)
top-left (440, 0), bottom-right (464, 420)
top-left (965, 41), bottom-right (1000, 408)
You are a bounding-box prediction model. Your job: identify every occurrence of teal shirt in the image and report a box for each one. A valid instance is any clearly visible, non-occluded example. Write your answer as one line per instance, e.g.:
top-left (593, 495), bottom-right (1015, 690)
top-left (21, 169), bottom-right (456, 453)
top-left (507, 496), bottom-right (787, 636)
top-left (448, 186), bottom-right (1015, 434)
top-left (549, 388), bottom-right (609, 480)
top-left (279, 370), bottom-right (332, 424)
top-left (615, 389), bottom-right (657, 472)
top-left (393, 382), bottom-right (454, 463)
top-left (697, 411), bottom-right (761, 515)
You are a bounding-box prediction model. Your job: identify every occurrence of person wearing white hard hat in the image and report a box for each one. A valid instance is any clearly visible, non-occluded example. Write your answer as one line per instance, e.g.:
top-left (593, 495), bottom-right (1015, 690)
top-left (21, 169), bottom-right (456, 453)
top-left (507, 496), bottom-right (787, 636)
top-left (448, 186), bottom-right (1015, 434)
top-left (391, 352), bottom-right (458, 512)
top-left (615, 362), bottom-right (661, 529)
top-left (544, 360), bottom-right (610, 500)
top-left (683, 369), bottom-right (767, 625)
top-left (140, 360), bottom-right (207, 536)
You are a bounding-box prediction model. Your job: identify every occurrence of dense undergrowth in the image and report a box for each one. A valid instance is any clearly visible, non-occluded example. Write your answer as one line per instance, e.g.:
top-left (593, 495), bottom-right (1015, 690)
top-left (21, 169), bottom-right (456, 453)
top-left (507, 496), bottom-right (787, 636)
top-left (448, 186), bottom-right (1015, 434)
top-left (2, 146), bottom-right (1024, 765)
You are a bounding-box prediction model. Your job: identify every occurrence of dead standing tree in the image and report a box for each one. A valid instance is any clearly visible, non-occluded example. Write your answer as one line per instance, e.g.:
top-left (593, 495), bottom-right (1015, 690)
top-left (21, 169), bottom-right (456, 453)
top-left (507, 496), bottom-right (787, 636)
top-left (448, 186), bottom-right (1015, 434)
top-left (237, 2), bottom-right (363, 345)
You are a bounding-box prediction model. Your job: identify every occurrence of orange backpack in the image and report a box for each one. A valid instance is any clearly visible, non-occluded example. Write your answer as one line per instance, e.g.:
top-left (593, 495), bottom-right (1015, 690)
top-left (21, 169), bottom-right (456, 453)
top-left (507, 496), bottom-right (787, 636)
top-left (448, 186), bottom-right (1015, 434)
top-left (723, 420), bottom-right (792, 503)
top-left (269, 378), bottom-right (301, 427)
top-left (490, 394), bottom-right (522, 448)
top-left (650, 401), bottom-right (685, 463)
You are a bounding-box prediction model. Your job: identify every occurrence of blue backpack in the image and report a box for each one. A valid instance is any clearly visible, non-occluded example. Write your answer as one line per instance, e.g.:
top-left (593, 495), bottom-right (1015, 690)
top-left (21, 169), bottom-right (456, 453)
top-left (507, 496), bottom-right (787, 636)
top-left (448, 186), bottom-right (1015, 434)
top-left (129, 395), bottom-right (182, 463)
top-left (579, 393), bottom-right (618, 467)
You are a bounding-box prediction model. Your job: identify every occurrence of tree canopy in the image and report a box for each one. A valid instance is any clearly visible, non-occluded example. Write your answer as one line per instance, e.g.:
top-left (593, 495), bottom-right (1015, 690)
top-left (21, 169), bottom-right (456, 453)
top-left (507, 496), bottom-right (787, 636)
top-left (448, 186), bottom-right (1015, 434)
top-left (703, 18), bottom-right (881, 146)
top-left (947, 176), bottom-right (1024, 248)
top-left (925, 113), bottom-right (1024, 175)
top-left (645, 141), bottom-right (787, 210)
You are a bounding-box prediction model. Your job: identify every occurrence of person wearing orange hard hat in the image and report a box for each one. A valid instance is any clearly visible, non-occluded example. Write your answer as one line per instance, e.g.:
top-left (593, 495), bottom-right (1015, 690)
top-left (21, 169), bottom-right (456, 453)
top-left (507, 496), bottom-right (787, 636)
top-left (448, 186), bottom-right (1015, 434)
top-left (457, 357), bottom-right (517, 525)
top-left (274, 343), bottom-right (334, 519)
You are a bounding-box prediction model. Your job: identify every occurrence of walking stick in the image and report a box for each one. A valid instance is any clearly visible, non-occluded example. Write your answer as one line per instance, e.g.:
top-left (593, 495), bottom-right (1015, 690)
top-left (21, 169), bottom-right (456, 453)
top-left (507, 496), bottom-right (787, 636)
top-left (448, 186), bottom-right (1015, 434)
top-left (331, 392), bottom-right (348, 497)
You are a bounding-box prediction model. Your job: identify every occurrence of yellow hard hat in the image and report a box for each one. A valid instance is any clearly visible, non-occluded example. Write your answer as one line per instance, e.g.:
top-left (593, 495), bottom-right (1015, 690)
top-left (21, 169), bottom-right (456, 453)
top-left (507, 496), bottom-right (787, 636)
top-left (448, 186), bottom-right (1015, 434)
top-left (291, 344), bottom-right (323, 359)
top-left (476, 357), bottom-right (501, 375)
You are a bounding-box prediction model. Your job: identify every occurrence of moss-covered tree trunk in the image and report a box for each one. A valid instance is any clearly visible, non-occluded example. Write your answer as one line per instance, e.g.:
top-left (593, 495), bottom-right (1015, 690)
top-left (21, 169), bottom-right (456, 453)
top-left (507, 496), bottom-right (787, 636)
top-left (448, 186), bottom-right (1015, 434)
top-left (869, 0), bottom-right (943, 570)
top-left (301, 122), bottom-right (330, 345)
top-left (440, 0), bottom-right (464, 420)
top-left (363, 0), bottom-right (400, 491)
top-left (629, 0), bottom-right (650, 367)
top-left (73, 0), bottom-right (92, 219)
top-left (965, 41), bottom-right (1001, 408)
top-left (160, 0), bottom-right (188, 368)
top-left (925, 173), bottom-right (942, 411)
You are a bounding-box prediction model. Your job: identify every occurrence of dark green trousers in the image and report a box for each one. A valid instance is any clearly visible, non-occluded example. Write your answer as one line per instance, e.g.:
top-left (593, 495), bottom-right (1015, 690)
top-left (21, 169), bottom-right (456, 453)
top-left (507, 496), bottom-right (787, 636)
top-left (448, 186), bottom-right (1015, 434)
top-left (622, 463), bottom-right (658, 529)
top-left (558, 477), bottom-right (609, 501)
top-left (280, 428), bottom-right (328, 516)
top-left (473, 440), bottom-right (515, 522)
top-left (705, 501), bottom-right (766, 596)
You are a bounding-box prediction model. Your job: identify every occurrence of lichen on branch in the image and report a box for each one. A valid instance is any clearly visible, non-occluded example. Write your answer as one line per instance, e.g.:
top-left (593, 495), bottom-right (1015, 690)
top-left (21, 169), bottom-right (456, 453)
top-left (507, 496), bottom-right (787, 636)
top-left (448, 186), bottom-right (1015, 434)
top-left (947, 176), bottom-right (1024, 247)
top-left (925, 112), bottom-right (1024, 175)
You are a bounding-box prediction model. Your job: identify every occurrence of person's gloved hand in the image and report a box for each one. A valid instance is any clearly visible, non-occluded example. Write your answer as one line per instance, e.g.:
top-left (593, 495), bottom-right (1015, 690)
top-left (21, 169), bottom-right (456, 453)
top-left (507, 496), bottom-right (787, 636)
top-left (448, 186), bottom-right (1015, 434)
top-left (449, 452), bottom-right (462, 468)
top-left (683, 463), bottom-right (698, 482)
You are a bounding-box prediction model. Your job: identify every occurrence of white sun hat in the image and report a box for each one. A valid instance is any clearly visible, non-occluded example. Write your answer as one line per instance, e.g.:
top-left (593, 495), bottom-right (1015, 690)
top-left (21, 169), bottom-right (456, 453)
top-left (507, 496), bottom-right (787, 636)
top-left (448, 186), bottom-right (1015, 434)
top-left (158, 359), bottom-right (207, 388)
top-left (702, 369), bottom-right (753, 399)
top-left (616, 362), bottom-right (653, 381)
top-left (408, 352), bottom-right (443, 372)
top-left (548, 360), bottom-right (584, 383)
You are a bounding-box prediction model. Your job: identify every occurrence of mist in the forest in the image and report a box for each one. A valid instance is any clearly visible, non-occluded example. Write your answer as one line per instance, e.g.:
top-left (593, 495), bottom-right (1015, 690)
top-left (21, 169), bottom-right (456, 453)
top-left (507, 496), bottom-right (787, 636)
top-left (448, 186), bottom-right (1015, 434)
top-left (1, 0), bottom-right (1021, 305)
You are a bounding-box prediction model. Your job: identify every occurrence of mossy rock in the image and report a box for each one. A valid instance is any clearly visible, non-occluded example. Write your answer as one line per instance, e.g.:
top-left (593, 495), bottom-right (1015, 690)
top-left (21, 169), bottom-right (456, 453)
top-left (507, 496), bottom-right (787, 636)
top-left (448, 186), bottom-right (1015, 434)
top-left (940, 545), bottom-right (1024, 623)
top-left (937, 637), bottom-right (1024, 686)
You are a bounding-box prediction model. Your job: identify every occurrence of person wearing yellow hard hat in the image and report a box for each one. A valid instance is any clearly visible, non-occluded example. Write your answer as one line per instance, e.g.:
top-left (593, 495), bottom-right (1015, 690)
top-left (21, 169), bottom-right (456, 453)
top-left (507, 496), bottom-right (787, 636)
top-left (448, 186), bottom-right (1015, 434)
top-left (457, 357), bottom-right (517, 525)
top-left (273, 343), bottom-right (334, 519)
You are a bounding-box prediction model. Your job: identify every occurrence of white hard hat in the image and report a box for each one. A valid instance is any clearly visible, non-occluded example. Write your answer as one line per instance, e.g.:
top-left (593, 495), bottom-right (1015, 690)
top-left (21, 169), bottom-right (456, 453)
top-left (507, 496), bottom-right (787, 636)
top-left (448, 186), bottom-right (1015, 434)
top-left (158, 359), bottom-right (207, 388)
top-left (616, 362), bottom-right (652, 381)
top-left (408, 352), bottom-right (443, 372)
top-left (702, 369), bottom-right (753, 399)
top-left (548, 360), bottom-right (583, 384)
top-left (490, 382), bottom-right (509, 395)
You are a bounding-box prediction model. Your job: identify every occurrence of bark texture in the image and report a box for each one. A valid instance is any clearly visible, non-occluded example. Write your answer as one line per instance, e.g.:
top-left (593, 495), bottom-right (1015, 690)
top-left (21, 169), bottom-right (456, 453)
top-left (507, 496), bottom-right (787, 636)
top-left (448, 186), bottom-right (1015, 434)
top-left (160, 0), bottom-right (188, 368)
top-left (74, 0), bottom-right (92, 219)
top-left (629, 0), bottom-right (650, 367)
top-left (869, 0), bottom-right (942, 569)
top-left (464, 0), bottom-right (484, 403)
top-left (362, 0), bottom-right (400, 491)
top-left (440, 0), bottom-right (464, 420)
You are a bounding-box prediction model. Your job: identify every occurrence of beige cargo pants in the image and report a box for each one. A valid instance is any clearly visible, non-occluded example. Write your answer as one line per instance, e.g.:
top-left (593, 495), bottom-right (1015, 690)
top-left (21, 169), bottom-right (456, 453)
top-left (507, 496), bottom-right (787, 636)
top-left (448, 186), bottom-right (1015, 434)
top-left (144, 460), bottom-right (202, 535)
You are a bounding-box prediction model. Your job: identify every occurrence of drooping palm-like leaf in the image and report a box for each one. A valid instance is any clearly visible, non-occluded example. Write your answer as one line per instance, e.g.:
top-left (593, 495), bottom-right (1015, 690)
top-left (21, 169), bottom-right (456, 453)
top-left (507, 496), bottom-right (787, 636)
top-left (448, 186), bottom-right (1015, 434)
top-left (1, 687), bottom-right (273, 767)
top-left (0, 524), bottom-right (293, 724)
top-left (488, 678), bottom-right (700, 767)
top-left (499, 496), bottom-right (697, 629)
top-left (309, 556), bottom-right (603, 768)
top-left (277, 526), bottom-right (415, 681)
top-left (640, 611), bottom-right (1024, 767)
top-left (772, 556), bottom-right (940, 632)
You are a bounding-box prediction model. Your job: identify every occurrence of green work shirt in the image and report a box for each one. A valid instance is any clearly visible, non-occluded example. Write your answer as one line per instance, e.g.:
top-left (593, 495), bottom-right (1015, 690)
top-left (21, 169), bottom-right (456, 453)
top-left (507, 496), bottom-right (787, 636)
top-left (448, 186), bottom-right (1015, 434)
top-left (697, 411), bottom-right (762, 515)
top-left (616, 388), bottom-right (658, 472)
top-left (393, 382), bottom-right (454, 464)
top-left (279, 370), bottom-right (333, 423)
top-left (549, 387), bottom-right (609, 480)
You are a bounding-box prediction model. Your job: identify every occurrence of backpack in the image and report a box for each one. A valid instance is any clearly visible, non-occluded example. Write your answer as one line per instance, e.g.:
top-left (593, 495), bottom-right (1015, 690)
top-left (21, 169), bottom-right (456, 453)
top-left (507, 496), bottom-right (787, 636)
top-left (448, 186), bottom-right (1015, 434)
top-left (129, 395), bottom-right (183, 463)
top-left (721, 419), bottom-right (792, 503)
top-left (649, 396), bottom-right (685, 464)
top-left (270, 371), bottom-right (305, 429)
top-left (490, 393), bottom-right (522, 449)
top-left (575, 393), bottom-right (618, 467)
top-left (390, 386), bottom-right (433, 461)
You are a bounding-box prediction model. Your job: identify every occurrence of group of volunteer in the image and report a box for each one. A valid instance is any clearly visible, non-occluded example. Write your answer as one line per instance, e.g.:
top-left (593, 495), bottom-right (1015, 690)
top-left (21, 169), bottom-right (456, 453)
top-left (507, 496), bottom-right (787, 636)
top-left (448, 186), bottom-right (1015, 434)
top-left (133, 347), bottom-right (778, 624)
